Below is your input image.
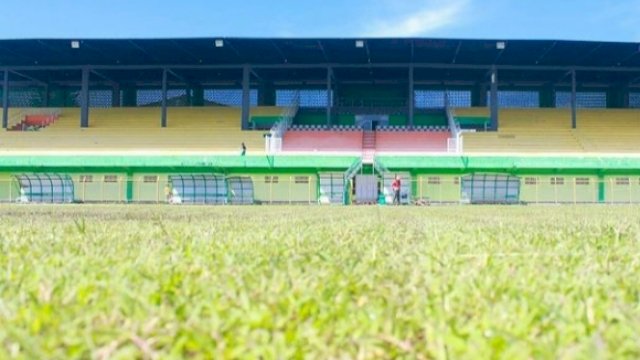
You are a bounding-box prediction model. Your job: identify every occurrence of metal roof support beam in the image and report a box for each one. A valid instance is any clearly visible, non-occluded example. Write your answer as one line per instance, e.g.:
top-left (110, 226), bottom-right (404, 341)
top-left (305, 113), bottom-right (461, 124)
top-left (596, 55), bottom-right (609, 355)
top-left (161, 69), bottom-right (168, 128)
top-left (10, 70), bottom-right (46, 86)
top-left (91, 70), bottom-right (117, 86)
top-left (167, 68), bottom-right (188, 84)
top-left (241, 65), bottom-right (250, 130)
top-left (326, 67), bottom-right (332, 126)
top-left (408, 66), bottom-right (414, 128)
top-left (2, 70), bottom-right (8, 129)
top-left (3, 63), bottom-right (640, 73)
top-left (80, 67), bottom-right (89, 128)
top-left (571, 69), bottom-right (577, 129)
top-left (489, 67), bottom-right (499, 131)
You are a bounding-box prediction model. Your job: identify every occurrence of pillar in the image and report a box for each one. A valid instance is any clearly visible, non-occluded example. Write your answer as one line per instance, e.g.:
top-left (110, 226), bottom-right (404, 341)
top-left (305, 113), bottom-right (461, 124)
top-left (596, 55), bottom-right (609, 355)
top-left (327, 67), bottom-right (333, 126)
top-left (489, 67), bottom-right (499, 130)
top-left (571, 69), bottom-right (577, 129)
top-left (80, 67), bottom-right (90, 128)
top-left (408, 66), bottom-right (414, 128)
top-left (241, 65), bottom-right (250, 130)
top-left (2, 70), bottom-right (8, 129)
top-left (161, 69), bottom-right (168, 128)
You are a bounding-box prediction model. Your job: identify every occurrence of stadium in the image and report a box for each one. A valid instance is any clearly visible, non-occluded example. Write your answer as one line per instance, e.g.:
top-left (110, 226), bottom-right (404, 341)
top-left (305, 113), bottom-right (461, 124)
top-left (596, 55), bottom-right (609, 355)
top-left (3, 34), bottom-right (640, 358)
top-left (2, 37), bottom-right (640, 205)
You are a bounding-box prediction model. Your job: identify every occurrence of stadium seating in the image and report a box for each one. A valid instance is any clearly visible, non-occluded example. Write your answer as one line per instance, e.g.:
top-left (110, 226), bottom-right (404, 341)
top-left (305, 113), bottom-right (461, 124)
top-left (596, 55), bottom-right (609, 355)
top-left (0, 107), bottom-right (282, 153)
top-left (460, 108), bottom-right (640, 154)
top-left (573, 109), bottom-right (640, 153)
top-left (282, 130), bottom-right (364, 152)
top-left (461, 108), bottom-right (584, 153)
top-left (375, 131), bottom-right (450, 153)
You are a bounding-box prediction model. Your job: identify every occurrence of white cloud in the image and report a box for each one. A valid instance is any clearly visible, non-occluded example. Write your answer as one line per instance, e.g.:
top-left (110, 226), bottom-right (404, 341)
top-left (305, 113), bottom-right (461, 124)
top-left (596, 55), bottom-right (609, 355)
top-left (363, 0), bottom-right (469, 37)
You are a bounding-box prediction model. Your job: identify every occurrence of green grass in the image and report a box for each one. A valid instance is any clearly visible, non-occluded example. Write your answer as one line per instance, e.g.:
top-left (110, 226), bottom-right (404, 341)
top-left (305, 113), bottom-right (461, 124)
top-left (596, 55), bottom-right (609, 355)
top-left (1, 205), bottom-right (640, 359)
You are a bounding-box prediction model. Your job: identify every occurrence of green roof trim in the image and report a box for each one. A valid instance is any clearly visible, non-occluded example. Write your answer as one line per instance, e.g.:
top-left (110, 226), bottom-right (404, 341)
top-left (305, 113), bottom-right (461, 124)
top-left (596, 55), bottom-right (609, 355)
top-left (376, 155), bottom-right (640, 175)
top-left (0, 155), bottom-right (359, 172)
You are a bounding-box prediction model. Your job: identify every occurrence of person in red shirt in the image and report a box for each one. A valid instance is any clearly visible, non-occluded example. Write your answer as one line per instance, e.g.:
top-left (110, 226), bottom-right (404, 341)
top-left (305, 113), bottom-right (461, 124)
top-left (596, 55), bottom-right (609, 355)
top-left (392, 175), bottom-right (401, 205)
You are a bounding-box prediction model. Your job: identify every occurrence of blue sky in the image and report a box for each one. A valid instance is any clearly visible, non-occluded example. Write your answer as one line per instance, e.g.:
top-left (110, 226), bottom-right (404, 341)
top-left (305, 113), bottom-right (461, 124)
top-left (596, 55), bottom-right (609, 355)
top-left (1, 0), bottom-right (639, 42)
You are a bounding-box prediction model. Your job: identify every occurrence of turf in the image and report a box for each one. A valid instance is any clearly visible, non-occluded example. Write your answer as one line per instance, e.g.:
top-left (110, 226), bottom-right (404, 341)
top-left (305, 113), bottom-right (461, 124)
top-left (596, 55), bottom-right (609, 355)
top-left (1, 205), bottom-right (639, 359)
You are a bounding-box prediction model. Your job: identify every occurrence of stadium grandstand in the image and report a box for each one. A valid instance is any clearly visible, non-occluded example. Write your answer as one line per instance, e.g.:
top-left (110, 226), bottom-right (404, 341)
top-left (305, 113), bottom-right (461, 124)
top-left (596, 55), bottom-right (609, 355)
top-left (1, 37), bottom-right (640, 204)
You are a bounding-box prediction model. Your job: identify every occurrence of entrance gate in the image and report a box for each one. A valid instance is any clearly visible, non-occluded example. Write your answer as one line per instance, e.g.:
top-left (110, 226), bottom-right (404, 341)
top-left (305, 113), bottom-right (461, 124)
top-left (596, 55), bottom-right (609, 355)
top-left (354, 175), bottom-right (378, 204)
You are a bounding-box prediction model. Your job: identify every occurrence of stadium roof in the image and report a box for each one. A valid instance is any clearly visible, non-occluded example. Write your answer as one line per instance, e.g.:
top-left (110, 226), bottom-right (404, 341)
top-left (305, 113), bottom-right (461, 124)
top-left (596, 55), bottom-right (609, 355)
top-left (0, 38), bottom-right (639, 86)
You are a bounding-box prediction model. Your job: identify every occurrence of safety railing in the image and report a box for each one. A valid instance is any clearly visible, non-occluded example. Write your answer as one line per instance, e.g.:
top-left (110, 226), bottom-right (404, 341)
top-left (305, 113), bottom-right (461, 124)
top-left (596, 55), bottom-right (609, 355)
top-left (2, 177), bottom-right (640, 205)
top-left (445, 101), bottom-right (463, 154)
top-left (266, 92), bottom-right (300, 154)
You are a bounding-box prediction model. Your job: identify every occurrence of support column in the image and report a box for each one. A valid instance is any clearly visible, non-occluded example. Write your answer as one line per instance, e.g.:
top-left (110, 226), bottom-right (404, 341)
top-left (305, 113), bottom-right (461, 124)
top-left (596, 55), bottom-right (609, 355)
top-left (489, 67), bottom-right (499, 131)
top-left (2, 70), bottom-right (8, 129)
top-left (112, 83), bottom-right (121, 107)
top-left (241, 66), bottom-right (251, 130)
top-left (408, 66), bottom-right (414, 128)
top-left (80, 67), bottom-right (90, 128)
top-left (327, 67), bottom-right (333, 126)
top-left (161, 69), bottom-right (168, 128)
top-left (43, 84), bottom-right (50, 107)
top-left (571, 69), bottom-right (577, 129)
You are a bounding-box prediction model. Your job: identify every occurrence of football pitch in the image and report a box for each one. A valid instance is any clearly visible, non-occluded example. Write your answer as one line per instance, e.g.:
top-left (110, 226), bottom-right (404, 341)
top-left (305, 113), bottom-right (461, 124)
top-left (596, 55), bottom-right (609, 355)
top-left (1, 205), bottom-right (639, 359)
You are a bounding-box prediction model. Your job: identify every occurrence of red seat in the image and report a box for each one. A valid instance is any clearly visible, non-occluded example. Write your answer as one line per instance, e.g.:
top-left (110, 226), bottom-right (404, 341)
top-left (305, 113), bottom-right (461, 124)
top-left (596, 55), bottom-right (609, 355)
top-left (24, 115), bottom-right (57, 126)
top-left (283, 131), bottom-right (363, 152)
top-left (376, 131), bottom-right (449, 152)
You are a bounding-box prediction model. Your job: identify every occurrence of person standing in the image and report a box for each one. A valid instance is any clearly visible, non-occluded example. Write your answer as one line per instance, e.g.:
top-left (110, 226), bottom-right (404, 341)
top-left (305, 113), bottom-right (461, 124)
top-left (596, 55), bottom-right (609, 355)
top-left (392, 175), bottom-right (401, 205)
top-left (241, 142), bottom-right (247, 156)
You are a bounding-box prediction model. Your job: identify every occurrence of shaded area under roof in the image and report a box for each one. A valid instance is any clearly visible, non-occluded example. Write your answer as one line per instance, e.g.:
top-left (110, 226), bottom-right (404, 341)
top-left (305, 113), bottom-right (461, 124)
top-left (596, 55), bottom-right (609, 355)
top-left (0, 38), bottom-right (639, 86)
top-left (0, 37), bottom-right (639, 68)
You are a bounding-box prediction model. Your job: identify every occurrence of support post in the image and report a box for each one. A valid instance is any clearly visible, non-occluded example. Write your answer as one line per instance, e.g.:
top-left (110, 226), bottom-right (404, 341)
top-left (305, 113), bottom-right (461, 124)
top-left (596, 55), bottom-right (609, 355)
top-left (489, 67), bottom-right (499, 131)
top-left (43, 84), bottom-right (50, 107)
top-left (112, 83), bottom-right (121, 107)
top-left (80, 67), bottom-right (90, 128)
top-left (408, 66), bottom-right (414, 128)
top-left (327, 67), bottom-right (332, 126)
top-left (161, 69), bottom-right (168, 128)
top-left (571, 69), bottom-right (577, 129)
top-left (241, 65), bottom-right (250, 130)
top-left (2, 70), bottom-right (8, 129)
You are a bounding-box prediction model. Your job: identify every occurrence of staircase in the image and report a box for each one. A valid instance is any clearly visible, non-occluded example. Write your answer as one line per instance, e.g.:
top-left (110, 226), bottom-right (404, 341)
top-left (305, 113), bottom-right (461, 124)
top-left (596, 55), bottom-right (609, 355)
top-left (362, 130), bottom-right (376, 164)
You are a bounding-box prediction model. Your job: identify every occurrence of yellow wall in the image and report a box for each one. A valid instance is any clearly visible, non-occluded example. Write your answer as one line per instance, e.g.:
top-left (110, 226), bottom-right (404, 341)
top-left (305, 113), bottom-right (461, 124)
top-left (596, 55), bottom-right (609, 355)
top-left (251, 174), bottom-right (316, 204)
top-left (0, 174), bottom-right (18, 201)
top-left (605, 176), bottom-right (640, 204)
top-left (520, 176), bottom-right (598, 203)
top-left (72, 174), bottom-right (127, 202)
top-left (133, 174), bottom-right (168, 203)
top-left (416, 175), bottom-right (461, 203)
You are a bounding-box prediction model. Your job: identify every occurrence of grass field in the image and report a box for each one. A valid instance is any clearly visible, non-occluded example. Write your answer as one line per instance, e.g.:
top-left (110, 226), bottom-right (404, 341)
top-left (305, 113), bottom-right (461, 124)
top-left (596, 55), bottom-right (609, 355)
top-left (1, 205), bottom-right (640, 359)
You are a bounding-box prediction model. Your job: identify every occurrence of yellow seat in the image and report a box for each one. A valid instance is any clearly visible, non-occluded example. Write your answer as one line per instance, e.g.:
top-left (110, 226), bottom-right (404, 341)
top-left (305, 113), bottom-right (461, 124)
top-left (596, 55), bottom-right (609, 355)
top-left (0, 107), bottom-right (283, 154)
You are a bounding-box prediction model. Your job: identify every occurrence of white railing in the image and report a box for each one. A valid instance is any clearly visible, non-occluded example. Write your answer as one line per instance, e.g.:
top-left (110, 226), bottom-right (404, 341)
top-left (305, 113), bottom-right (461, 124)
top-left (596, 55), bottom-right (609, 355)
top-left (266, 92), bottom-right (300, 154)
top-left (445, 106), bottom-right (463, 154)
